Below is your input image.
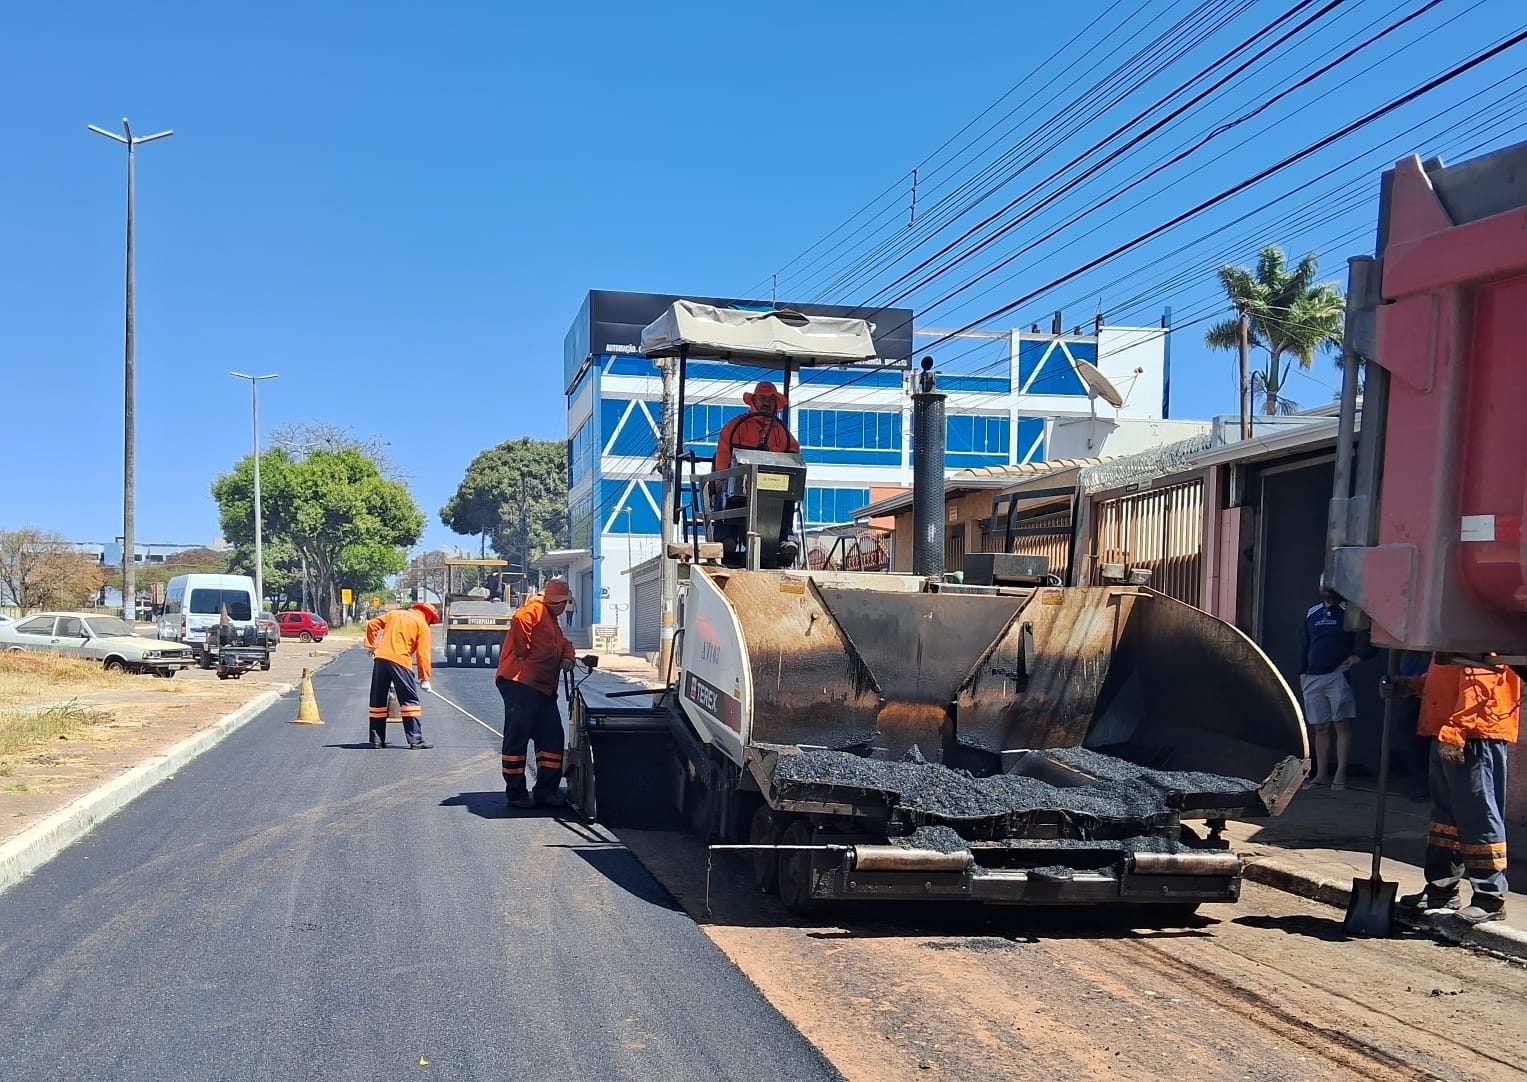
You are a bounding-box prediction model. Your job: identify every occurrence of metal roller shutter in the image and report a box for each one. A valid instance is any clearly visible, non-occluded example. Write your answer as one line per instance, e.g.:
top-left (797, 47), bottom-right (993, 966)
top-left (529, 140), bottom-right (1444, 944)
top-left (631, 565), bottom-right (663, 655)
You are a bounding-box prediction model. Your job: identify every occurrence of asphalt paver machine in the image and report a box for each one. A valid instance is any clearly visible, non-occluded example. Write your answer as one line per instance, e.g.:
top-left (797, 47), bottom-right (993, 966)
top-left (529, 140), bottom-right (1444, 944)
top-left (566, 301), bottom-right (1307, 916)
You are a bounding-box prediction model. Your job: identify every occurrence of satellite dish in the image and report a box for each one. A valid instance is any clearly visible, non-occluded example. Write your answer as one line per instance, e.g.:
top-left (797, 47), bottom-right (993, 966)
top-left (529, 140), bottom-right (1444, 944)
top-left (1074, 359), bottom-right (1125, 408)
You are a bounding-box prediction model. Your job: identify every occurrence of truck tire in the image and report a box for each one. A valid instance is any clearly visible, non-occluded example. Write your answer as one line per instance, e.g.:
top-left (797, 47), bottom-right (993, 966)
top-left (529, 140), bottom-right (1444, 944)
top-left (748, 806), bottom-right (783, 893)
top-left (777, 820), bottom-right (826, 916)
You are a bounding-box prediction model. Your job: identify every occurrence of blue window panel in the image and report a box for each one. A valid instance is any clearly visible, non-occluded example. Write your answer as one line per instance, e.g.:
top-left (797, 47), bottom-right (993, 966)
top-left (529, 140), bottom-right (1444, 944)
top-left (803, 487), bottom-right (871, 527)
top-left (938, 374), bottom-right (1011, 393)
top-left (569, 415), bottom-right (599, 487)
top-left (1016, 417), bottom-right (1047, 463)
top-left (797, 409), bottom-right (902, 451)
top-left (796, 367), bottom-right (905, 387)
top-left (801, 448), bottom-right (900, 466)
top-left (600, 479), bottom-right (661, 534)
top-left (946, 414), bottom-right (1010, 455)
top-left (685, 361), bottom-right (781, 384)
top-left (683, 403), bottom-right (747, 452)
top-left (1017, 339), bottom-right (1091, 396)
top-left (603, 355), bottom-right (659, 376)
top-left (947, 451), bottom-right (1010, 469)
top-left (601, 399), bottom-right (661, 458)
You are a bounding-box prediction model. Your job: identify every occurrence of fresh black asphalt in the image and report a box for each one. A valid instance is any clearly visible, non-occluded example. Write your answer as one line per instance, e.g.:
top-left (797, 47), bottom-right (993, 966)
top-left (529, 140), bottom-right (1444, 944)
top-left (0, 649), bottom-right (841, 1082)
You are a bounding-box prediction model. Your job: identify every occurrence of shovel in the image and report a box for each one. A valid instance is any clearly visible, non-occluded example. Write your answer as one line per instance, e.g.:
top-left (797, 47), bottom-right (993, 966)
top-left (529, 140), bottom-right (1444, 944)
top-left (1344, 651), bottom-right (1399, 936)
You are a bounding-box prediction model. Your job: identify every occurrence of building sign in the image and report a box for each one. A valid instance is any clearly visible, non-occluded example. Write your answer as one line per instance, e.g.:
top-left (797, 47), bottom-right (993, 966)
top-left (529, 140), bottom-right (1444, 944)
top-left (341, 589), bottom-right (353, 604)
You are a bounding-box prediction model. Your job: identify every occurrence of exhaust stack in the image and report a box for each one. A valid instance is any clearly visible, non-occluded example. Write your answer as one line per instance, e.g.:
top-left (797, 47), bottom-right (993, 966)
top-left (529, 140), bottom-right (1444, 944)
top-left (911, 356), bottom-right (946, 579)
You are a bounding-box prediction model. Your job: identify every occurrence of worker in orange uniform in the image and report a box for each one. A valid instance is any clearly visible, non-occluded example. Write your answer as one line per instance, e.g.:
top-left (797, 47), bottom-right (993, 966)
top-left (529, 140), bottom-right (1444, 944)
top-left (712, 381), bottom-right (799, 472)
top-left (495, 579), bottom-right (575, 809)
top-left (363, 602), bottom-right (439, 750)
top-left (1389, 655), bottom-right (1520, 924)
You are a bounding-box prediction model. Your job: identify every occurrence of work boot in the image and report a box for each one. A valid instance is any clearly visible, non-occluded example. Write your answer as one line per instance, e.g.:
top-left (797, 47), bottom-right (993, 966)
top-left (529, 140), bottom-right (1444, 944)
top-left (537, 792), bottom-right (568, 809)
top-left (507, 794), bottom-right (536, 810)
top-left (409, 741), bottom-right (433, 750)
top-left (369, 738), bottom-right (386, 749)
top-left (1456, 904), bottom-right (1505, 925)
top-left (1398, 890), bottom-right (1459, 912)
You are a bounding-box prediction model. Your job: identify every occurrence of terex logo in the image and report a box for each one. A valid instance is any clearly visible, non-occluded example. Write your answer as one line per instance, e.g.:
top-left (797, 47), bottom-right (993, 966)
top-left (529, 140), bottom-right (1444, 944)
top-left (685, 673), bottom-right (719, 714)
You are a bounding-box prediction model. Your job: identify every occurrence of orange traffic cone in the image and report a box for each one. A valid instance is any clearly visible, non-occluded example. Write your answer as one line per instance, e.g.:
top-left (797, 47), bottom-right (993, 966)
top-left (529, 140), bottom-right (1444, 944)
top-left (293, 668), bottom-right (324, 725)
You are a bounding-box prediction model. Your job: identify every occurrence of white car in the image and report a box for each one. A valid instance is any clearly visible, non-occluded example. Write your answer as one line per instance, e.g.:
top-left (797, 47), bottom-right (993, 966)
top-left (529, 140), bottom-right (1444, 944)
top-left (0, 612), bottom-right (196, 676)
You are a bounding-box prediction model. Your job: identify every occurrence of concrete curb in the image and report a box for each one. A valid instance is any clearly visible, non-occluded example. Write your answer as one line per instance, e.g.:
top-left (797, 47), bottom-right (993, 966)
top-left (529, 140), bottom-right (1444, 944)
top-left (1245, 855), bottom-right (1527, 964)
top-left (0, 682), bottom-right (295, 896)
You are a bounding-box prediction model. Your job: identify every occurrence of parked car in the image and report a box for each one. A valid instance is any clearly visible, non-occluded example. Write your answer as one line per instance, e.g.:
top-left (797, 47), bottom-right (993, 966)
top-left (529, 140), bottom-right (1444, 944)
top-left (0, 612), bottom-right (195, 676)
top-left (256, 611), bottom-right (280, 649)
top-left (157, 573), bottom-right (260, 654)
top-left (277, 611), bottom-right (328, 643)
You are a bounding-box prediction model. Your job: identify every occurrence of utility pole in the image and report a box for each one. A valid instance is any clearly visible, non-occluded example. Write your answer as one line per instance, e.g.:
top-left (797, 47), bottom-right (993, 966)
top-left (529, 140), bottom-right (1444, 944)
top-left (90, 118), bottom-right (173, 621)
top-left (230, 372), bottom-right (277, 606)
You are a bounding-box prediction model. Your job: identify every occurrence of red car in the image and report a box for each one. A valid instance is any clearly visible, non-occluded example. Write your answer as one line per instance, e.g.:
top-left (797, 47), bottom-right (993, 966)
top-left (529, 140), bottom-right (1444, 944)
top-left (277, 611), bottom-right (329, 643)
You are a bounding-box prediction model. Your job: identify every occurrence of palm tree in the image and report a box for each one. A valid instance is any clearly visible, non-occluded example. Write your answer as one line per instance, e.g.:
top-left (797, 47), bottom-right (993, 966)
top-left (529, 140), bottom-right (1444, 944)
top-left (1205, 246), bottom-right (1344, 429)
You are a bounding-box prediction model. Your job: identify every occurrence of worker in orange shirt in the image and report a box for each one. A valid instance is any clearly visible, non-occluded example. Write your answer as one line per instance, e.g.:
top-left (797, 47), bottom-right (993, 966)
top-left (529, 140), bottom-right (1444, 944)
top-left (712, 381), bottom-right (799, 472)
top-left (495, 580), bottom-right (576, 809)
top-left (363, 602), bottom-right (439, 750)
top-left (1390, 655), bottom-right (1520, 924)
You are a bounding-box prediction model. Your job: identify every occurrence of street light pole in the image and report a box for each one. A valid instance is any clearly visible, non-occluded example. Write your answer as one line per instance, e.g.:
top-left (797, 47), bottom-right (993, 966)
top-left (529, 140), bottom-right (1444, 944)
top-left (230, 372), bottom-right (278, 606)
top-left (89, 118), bottom-right (172, 621)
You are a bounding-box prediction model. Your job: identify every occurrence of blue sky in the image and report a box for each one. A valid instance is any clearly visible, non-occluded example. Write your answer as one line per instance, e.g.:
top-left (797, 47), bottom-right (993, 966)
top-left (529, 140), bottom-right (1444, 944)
top-left (1, 0), bottom-right (1521, 553)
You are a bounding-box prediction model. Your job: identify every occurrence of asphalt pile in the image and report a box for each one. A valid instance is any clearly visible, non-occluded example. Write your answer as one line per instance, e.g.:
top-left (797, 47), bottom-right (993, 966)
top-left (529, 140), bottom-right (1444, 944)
top-left (773, 745), bottom-right (1256, 830)
top-left (891, 826), bottom-right (1189, 855)
top-left (1042, 746), bottom-right (1256, 800)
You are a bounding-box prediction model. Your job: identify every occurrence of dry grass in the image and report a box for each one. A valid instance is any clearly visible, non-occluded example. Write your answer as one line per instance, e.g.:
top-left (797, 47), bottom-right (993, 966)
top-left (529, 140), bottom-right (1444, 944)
top-left (0, 700), bottom-right (112, 758)
top-left (0, 653), bottom-right (122, 760)
top-left (0, 651), bottom-right (129, 708)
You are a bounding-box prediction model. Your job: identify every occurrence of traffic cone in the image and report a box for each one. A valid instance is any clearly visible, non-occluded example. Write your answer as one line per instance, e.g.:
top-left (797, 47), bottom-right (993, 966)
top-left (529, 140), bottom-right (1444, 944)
top-left (293, 667), bottom-right (324, 725)
top-left (386, 689), bottom-right (401, 724)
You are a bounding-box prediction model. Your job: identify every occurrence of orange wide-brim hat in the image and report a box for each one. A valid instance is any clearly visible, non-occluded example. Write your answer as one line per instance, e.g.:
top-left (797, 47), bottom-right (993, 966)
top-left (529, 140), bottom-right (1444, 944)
top-left (542, 580), bottom-right (572, 603)
top-left (743, 380), bottom-right (786, 409)
top-left (412, 602), bottom-right (440, 624)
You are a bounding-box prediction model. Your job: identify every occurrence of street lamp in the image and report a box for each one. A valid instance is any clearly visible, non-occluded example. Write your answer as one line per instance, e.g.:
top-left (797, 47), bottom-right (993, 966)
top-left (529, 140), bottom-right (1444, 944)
top-left (230, 372), bottom-right (277, 606)
top-left (89, 118), bottom-right (173, 620)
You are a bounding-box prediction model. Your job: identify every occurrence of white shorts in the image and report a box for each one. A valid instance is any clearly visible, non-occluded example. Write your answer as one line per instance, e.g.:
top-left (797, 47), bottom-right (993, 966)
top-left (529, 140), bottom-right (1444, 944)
top-left (1302, 669), bottom-right (1355, 727)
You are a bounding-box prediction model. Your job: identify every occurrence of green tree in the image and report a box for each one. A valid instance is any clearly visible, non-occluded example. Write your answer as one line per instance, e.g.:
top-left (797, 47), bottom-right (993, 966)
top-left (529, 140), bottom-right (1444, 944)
top-left (1205, 245), bottom-right (1344, 421)
top-left (212, 446), bottom-right (424, 622)
top-left (440, 438), bottom-right (569, 574)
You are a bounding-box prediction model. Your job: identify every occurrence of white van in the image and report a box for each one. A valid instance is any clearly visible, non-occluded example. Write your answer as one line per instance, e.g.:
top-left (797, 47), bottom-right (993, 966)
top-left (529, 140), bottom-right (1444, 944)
top-left (158, 574), bottom-right (260, 653)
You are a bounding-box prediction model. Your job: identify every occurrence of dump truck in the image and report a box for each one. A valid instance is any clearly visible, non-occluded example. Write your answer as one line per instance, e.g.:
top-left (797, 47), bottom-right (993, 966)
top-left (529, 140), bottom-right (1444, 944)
top-left (566, 300), bottom-right (1306, 916)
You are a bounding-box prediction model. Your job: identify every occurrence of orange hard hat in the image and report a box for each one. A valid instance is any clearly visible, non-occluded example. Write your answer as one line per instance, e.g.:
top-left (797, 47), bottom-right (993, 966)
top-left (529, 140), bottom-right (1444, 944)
top-left (542, 579), bottom-right (572, 603)
top-left (743, 381), bottom-right (786, 410)
top-left (412, 602), bottom-right (440, 624)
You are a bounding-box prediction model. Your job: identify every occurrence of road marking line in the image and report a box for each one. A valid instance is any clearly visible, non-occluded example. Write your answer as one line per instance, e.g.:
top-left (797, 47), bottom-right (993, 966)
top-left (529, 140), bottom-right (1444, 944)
top-left (427, 688), bottom-right (502, 738)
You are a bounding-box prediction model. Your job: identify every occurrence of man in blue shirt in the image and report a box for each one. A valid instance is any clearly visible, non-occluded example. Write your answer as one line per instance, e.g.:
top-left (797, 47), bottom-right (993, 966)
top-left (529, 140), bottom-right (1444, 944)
top-left (1299, 588), bottom-right (1372, 790)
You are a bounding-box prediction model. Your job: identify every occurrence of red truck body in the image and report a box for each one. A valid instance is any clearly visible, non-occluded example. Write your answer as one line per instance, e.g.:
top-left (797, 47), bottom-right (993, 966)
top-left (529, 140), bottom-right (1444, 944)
top-left (1331, 144), bottom-right (1527, 660)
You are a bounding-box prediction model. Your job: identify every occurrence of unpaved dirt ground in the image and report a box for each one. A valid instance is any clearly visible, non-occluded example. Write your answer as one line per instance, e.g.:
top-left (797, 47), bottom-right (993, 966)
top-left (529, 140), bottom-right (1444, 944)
top-left (621, 828), bottom-right (1527, 1082)
top-left (0, 635), bottom-right (354, 845)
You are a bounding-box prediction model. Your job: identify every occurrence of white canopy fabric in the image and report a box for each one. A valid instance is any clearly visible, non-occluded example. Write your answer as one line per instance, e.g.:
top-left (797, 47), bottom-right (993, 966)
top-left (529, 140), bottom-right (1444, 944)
top-left (639, 300), bottom-right (880, 366)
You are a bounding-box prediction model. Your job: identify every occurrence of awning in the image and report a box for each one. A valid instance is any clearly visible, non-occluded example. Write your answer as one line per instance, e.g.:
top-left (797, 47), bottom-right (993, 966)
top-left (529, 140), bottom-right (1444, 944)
top-left (640, 300), bottom-right (880, 366)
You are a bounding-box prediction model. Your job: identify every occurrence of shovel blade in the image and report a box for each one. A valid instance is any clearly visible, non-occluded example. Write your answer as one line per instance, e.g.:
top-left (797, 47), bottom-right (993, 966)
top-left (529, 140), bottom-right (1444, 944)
top-left (1344, 875), bottom-right (1398, 937)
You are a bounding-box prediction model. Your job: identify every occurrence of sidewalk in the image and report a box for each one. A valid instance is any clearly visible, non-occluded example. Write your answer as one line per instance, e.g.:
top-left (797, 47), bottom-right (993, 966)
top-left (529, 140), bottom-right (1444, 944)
top-left (1228, 780), bottom-right (1527, 960)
